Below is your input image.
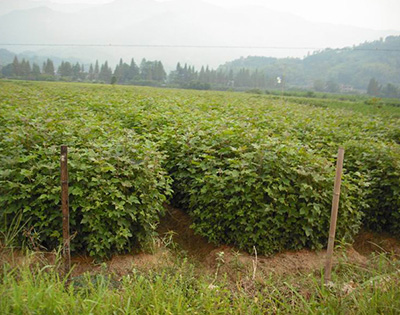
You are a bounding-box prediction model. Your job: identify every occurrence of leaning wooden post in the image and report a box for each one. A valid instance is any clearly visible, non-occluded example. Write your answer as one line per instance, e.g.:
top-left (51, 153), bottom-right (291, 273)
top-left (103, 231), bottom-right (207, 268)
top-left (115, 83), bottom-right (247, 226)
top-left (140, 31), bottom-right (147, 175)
top-left (61, 145), bottom-right (71, 276)
top-left (324, 147), bottom-right (345, 284)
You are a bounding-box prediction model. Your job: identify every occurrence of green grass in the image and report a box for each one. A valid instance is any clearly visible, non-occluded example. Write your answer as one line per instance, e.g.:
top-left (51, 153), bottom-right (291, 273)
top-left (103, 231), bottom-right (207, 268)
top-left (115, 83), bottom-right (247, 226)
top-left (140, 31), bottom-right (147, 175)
top-left (1, 246), bottom-right (399, 314)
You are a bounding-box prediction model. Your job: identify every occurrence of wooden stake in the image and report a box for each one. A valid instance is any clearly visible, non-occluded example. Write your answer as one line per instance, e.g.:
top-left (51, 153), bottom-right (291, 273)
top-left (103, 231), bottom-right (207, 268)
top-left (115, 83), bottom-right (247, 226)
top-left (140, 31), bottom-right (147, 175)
top-left (61, 145), bottom-right (71, 276)
top-left (324, 147), bottom-right (345, 284)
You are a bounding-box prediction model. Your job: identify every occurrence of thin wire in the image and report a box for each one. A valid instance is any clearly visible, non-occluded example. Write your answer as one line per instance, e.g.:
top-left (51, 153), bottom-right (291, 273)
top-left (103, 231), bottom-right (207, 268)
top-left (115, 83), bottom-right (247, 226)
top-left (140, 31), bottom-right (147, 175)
top-left (0, 43), bottom-right (399, 51)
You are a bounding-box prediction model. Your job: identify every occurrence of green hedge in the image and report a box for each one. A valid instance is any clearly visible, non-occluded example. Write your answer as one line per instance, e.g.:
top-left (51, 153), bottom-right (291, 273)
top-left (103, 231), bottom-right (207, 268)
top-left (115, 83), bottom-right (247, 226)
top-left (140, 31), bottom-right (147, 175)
top-left (344, 140), bottom-right (400, 235)
top-left (161, 124), bottom-right (362, 254)
top-left (0, 96), bottom-right (171, 258)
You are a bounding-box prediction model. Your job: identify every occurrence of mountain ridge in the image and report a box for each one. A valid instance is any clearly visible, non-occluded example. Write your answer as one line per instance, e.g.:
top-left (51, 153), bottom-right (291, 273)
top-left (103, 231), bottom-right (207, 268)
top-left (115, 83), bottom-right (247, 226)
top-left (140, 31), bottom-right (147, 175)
top-left (0, 0), bottom-right (399, 68)
top-left (220, 36), bottom-right (400, 90)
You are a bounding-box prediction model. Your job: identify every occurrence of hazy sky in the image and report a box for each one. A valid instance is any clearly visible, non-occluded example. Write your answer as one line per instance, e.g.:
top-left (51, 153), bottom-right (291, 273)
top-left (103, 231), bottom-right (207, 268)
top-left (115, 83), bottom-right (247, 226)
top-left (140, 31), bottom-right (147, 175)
top-left (32, 0), bottom-right (400, 31)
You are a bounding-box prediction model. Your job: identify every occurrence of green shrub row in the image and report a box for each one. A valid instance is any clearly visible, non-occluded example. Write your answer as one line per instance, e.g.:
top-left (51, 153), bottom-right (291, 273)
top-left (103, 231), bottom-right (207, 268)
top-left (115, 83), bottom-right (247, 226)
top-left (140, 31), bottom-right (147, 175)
top-left (1, 81), bottom-right (400, 258)
top-left (0, 86), bottom-right (171, 258)
top-left (158, 121), bottom-right (363, 254)
top-left (343, 141), bottom-right (400, 234)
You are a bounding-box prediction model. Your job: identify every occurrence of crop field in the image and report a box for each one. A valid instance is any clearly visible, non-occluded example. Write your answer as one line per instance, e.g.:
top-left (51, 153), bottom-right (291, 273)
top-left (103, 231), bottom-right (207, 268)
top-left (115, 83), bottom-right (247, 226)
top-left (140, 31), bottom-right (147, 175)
top-left (1, 80), bottom-right (400, 313)
top-left (1, 80), bottom-right (400, 258)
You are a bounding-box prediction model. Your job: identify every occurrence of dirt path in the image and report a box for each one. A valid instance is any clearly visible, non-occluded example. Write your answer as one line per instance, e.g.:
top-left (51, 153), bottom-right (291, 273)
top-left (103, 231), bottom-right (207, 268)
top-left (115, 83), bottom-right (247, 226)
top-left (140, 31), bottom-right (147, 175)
top-left (158, 206), bottom-right (371, 277)
top-left (2, 206), bottom-right (400, 278)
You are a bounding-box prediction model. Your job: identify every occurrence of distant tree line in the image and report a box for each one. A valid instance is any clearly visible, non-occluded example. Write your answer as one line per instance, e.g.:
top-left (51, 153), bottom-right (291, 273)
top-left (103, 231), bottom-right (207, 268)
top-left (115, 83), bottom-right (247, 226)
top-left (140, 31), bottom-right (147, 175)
top-left (1, 53), bottom-right (399, 98)
top-left (367, 78), bottom-right (400, 98)
top-left (0, 56), bottom-right (167, 86)
top-left (0, 55), bottom-right (271, 90)
top-left (1, 57), bottom-right (56, 81)
top-left (168, 63), bottom-right (278, 90)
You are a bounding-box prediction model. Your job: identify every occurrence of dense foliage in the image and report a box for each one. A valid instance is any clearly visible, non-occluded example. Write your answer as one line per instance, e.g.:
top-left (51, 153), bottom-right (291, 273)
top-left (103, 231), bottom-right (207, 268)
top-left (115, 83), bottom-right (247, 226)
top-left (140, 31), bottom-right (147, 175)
top-left (0, 83), bottom-right (171, 257)
top-left (1, 81), bottom-right (399, 257)
top-left (161, 127), bottom-right (361, 253)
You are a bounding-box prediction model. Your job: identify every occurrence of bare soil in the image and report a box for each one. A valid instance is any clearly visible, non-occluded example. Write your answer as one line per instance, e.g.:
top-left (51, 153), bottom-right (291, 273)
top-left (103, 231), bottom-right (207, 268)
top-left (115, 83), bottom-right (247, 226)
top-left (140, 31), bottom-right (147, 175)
top-left (353, 231), bottom-right (400, 256)
top-left (157, 205), bottom-right (217, 260)
top-left (2, 206), bottom-right (400, 279)
top-left (157, 206), bottom-right (371, 277)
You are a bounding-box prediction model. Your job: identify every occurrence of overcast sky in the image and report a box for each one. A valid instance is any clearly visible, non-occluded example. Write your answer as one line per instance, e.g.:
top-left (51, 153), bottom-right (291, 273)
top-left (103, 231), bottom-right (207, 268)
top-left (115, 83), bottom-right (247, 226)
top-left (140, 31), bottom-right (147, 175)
top-left (33, 0), bottom-right (400, 31)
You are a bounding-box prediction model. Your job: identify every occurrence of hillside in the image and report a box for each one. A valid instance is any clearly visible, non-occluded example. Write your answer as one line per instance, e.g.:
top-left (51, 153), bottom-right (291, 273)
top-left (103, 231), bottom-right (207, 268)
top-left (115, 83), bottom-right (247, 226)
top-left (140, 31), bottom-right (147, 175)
top-left (219, 36), bottom-right (400, 91)
top-left (1, 36), bottom-right (399, 97)
top-left (0, 0), bottom-right (398, 69)
top-left (0, 48), bottom-right (85, 67)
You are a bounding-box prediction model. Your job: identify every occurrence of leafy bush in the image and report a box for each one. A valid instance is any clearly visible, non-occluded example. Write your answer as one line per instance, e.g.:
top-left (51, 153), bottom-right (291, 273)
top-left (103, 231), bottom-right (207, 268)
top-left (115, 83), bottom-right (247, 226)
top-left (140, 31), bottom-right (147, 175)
top-left (161, 123), bottom-right (362, 254)
top-left (182, 81), bottom-right (211, 90)
top-left (344, 141), bottom-right (400, 235)
top-left (246, 88), bottom-right (263, 94)
top-left (0, 88), bottom-right (171, 258)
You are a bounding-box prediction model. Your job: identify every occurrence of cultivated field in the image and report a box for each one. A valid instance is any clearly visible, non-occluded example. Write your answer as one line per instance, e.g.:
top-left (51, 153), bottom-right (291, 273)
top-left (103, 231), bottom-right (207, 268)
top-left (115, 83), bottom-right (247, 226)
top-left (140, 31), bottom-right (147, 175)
top-left (1, 80), bottom-right (400, 313)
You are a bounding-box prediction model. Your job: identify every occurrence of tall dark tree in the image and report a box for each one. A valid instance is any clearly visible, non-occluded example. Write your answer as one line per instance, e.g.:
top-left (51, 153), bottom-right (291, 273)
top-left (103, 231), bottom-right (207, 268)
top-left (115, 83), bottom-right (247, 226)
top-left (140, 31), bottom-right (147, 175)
top-left (20, 59), bottom-right (31, 77)
top-left (58, 61), bottom-right (73, 77)
top-left (72, 62), bottom-right (81, 79)
top-left (326, 79), bottom-right (340, 93)
top-left (1, 64), bottom-right (14, 77)
top-left (32, 63), bottom-right (41, 79)
top-left (12, 56), bottom-right (20, 76)
top-left (170, 62), bottom-right (184, 85)
top-left (153, 61), bottom-right (166, 82)
top-left (367, 78), bottom-right (381, 96)
top-left (43, 59), bottom-right (55, 75)
top-left (205, 66), bottom-right (211, 83)
top-left (199, 66), bottom-right (206, 83)
top-left (313, 80), bottom-right (325, 92)
top-left (114, 58), bottom-right (124, 81)
top-left (140, 58), bottom-right (151, 80)
top-left (384, 83), bottom-right (399, 98)
top-left (114, 58), bottom-right (132, 83)
top-left (128, 58), bottom-right (139, 81)
top-left (88, 64), bottom-right (94, 81)
top-left (94, 60), bottom-right (100, 80)
top-left (99, 61), bottom-right (112, 83)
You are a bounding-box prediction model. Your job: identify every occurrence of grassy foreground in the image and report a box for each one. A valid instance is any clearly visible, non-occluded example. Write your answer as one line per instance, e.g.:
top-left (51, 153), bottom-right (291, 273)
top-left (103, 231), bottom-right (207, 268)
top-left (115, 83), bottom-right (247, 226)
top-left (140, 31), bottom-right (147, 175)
top-left (1, 241), bottom-right (400, 314)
